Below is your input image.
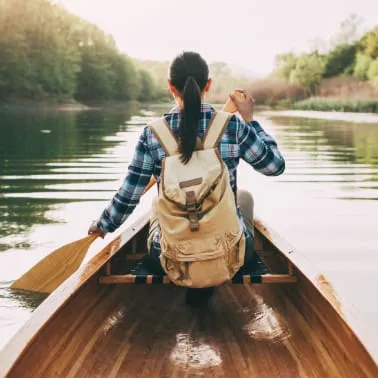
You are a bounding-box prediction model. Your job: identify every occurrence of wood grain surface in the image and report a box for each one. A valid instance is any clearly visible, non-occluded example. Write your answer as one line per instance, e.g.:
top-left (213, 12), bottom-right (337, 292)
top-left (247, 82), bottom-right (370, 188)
top-left (5, 228), bottom-right (377, 377)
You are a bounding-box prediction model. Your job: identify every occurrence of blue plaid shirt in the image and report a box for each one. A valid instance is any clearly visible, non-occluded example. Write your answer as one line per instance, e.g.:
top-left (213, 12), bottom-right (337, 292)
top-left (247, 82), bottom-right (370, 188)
top-left (97, 104), bottom-right (285, 235)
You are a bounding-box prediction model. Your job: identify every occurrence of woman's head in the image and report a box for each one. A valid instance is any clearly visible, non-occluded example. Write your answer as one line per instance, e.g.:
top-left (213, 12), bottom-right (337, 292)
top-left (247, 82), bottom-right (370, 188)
top-left (168, 52), bottom-right (210, 97)
top-left (168, 52), bottom-right (211, 164)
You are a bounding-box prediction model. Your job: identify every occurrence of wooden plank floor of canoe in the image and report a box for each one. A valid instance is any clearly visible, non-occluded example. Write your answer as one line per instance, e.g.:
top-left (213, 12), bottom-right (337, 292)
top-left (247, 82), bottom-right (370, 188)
top-left (7, 279), bottom-right (376, 378)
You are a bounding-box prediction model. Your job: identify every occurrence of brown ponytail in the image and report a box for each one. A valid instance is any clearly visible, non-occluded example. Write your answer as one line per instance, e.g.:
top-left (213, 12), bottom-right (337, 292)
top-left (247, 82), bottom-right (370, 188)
top-left (169, 52), bottom-right (209, 164)
top-left (179, 76), bottom-right (201, 163)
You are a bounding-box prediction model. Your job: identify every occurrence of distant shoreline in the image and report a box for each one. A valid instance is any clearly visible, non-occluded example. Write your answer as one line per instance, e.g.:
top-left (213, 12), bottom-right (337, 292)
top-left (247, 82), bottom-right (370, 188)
top-left (262, 109), bottom-right (378, 124)
top-left (290, 97), bottom-right (378, 114)
top-left (0, 99), bottom-right (142, 112)
top-left (1, 98), bottom-right (378, 116)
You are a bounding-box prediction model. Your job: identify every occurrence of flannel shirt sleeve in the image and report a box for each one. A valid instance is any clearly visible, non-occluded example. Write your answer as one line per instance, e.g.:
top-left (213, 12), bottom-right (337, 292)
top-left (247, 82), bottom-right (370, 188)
top-left (96, 127), bottom-right (153, 233)
top-left (237, 117), bottom-right (285, 176)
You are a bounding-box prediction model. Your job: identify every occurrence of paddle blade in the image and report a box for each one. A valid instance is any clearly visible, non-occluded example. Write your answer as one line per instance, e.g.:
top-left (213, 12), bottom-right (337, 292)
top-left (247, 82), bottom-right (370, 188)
top-left (11, 235), bottom-right (98, 294)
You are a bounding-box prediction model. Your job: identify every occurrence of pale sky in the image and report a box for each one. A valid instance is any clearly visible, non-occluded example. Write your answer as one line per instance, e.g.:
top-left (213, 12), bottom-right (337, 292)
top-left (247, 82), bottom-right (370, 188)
top-left (61, 0), bottom-right (378, 76)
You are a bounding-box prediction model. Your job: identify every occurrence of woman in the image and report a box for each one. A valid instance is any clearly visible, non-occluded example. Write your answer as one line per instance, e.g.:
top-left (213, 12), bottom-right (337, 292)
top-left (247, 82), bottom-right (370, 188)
top-left (89, 51), bottom-right (285, 304)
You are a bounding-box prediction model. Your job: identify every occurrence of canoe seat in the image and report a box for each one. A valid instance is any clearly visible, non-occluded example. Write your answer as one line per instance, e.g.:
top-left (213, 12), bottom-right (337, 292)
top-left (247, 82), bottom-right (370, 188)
top-left (99, 252), bottom-right (298, 285)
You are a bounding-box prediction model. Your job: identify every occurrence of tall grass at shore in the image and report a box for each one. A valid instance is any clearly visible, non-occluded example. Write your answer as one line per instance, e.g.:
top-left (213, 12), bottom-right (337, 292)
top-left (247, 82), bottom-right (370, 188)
top-left (318, 76), bottom-right (378, 99)
top-left (249, 76), bottom-right (378, 113)
top-left (292, 97), bottom-right (378, 113)
top-left (293, 77), bottom-right (378, 113)
top-left (250, 80), bottom-right (308, 106)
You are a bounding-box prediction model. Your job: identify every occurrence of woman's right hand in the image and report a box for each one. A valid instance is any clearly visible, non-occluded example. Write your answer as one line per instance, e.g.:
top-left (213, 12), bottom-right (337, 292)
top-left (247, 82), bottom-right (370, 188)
top-left (88, 222), bottom-right (105, 238)
top-left (229, 89), bottom-right (255, 123)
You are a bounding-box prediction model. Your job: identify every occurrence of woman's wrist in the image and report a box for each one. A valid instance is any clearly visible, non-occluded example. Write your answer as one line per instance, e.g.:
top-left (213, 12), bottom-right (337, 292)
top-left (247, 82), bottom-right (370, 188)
top-left (243, 115), bottom-right (253, 123)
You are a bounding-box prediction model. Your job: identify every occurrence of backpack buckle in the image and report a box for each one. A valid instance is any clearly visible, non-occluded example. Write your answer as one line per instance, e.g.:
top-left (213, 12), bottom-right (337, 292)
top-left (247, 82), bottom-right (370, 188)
top-left (186, 191), bottom-right (200, 232)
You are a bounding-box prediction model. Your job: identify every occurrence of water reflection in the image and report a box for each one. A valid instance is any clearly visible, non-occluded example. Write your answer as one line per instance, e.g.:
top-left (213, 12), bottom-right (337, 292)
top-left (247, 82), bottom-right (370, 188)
top-left (266, 115), bottom-right (378, 202)
top-left (270, 116), bottom-right (378, 166)
top-left (0, 106), bottom-right (151, 350)
top-left (0, 283), bottom-right (47, 350)
top-left (0, 285), bottom-right (47, 310)
top-left (0, 108), bottom-right (135, 239)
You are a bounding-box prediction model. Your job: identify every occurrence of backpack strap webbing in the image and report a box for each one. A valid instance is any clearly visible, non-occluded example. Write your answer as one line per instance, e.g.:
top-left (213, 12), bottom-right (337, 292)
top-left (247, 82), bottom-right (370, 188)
top-left (203, 111), bottom-right (232, 149)
top-left (148, 118), bottom-right (179, 156)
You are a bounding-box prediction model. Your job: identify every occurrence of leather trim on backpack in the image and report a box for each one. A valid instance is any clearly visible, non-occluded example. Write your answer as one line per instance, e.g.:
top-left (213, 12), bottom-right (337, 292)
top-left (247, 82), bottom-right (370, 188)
top-left (179, 177), bottom-right (203, 188)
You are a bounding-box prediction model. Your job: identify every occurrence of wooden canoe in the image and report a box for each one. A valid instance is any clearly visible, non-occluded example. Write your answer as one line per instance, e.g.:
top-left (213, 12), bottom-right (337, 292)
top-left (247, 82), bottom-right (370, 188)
top-left (0, 190), bottom-right (377, 377)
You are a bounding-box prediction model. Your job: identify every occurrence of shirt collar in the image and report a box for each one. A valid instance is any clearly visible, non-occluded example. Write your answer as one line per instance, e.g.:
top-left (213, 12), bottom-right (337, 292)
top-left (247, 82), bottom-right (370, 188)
top-left (167, 103), bottom-right (214, 114)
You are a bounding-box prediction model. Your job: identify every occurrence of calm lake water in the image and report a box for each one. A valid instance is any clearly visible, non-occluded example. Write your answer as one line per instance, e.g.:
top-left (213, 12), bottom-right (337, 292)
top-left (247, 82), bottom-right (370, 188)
top-left (0, 106), bottom-right (377, 351)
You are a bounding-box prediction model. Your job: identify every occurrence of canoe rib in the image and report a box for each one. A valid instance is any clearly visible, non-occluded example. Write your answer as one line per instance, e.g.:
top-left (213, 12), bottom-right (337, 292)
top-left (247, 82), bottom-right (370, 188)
top-left (98, 250), bottom-right (298, 284)
top-left (99, 273), bottom-right (298, 285)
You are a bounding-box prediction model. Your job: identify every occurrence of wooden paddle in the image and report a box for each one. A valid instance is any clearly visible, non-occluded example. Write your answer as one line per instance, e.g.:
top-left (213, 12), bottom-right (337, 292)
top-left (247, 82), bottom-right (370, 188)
top-left (223, 90), bottom-right (245, 113)
top-left (11, 235), bottom-right (99, 293)
top-left (11, 176), bottom-right (157, 293)
top-left (11, 93), bottom-right (243, 294)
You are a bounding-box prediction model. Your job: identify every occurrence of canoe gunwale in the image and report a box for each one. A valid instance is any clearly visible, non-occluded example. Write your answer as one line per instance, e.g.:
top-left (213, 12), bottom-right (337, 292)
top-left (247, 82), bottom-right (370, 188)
top-left (254, 216), bottom-right (378, 365)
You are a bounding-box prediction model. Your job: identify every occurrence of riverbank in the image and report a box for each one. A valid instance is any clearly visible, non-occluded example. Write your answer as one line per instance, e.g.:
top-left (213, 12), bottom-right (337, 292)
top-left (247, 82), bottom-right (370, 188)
top-left (292, 97), bottom-right (378, 113)
top-left (262, 109), bottom-right (378, 124)
top-left (0, 99), bottom-right (142, 113)
top-left (2, 97), bottom-right (378, 116)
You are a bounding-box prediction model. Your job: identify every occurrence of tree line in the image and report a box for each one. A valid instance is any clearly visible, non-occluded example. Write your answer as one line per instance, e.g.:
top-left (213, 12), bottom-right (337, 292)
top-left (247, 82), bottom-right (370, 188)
top-left (272, 16), bottom-right (378, 95)
top-left (0, 0), bottom-right (157, 103)
top-left (134, 59), bottom-right (251, 104)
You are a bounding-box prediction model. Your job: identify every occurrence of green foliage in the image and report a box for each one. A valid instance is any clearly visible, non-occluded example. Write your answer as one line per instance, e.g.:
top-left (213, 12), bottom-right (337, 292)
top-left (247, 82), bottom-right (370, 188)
top-left (208, 62), bottom-right (250, 103)
top-left (361, 27), bottom-right (378, 59)
top-left (0, 0), bottom-right (155, 103)
top-left (137, 70), bottom-right (156, 102)
top-left (289, 54), bottom-right (325, 94)
top-left (367, 60), bottom-right (378, 80)
top-left (323, 44), bottom-right (357, 78)
top-left (112, 55), bottom-right (140, 101)
top-left (75, 25), bottom-right (119, 101)
top-left (273, 53), bottom-right (297, 80)
top-left (368, 60), bottom-right (378, 89)
top-left (0, 0), bottom-right (82, 100)
top-left (271, 21), bottom-right (378, 102)
top-left (132, 59), bottom-right (171, 101)
top-left (353, 53), bottom-right (373, 80)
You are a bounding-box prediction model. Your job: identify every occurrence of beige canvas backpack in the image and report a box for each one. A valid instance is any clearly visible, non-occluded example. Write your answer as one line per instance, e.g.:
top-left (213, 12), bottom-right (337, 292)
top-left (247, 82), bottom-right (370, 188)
top-left (149, 111), bottom-right (245, 288)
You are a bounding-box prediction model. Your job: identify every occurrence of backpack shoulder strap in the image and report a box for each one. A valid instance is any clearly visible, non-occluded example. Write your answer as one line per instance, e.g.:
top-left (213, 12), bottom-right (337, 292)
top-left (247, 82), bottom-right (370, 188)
top-left (203, 111), bottom-right (232, 149)
top-left (148, 118), bottom-right (179, 156)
